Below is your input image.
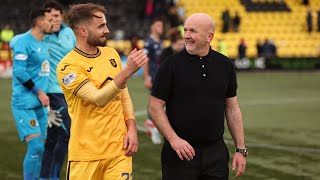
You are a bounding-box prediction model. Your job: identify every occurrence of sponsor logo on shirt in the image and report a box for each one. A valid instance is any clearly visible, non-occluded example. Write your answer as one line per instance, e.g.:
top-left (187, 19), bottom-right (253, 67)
top-left (15, 54), bottom-right (27, 61)
top-left (87, 67), bottom-right (93, 72)
top-left (39, 60), bottom-right (50, 76)
top-left (109, 59), bottom-right (117, 67)
top-left (62, 73), bottom-right (76, 85)
top-left (61, 64), bottom-right (69, 71)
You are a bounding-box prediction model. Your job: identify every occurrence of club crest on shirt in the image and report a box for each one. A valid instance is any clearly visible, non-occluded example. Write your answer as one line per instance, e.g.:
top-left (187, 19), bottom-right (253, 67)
top-left (29, 119), bottom-right (38, 127)
top-left (41, 60), bottom-right (50, 72)
top-left (109, 59), bottom-right (117, 67)
top-left (62, 73), bottom-right (76, 85)
top-left (39, 60), bottom-right (50, 76)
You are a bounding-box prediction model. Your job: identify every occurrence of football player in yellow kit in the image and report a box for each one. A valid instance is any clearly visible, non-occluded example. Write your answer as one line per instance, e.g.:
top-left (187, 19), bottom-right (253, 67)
top-left (56, 3), bottom-right (148, 180)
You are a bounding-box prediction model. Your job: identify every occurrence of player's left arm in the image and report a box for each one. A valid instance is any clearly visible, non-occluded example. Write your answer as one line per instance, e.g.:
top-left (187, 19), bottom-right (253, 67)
top-left (121, 87), bottom-right (138, 156)
top-left (225, 96), bottom-right (246, 177)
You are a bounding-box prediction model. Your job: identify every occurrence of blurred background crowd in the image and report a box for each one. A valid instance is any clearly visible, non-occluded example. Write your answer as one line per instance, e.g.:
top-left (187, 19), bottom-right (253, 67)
top-left (0, 0), bottom-right (320, 77)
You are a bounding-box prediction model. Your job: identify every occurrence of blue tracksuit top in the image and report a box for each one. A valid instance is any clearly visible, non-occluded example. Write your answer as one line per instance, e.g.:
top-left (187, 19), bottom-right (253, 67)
top-left (43, 23), bottom-right (76, 93)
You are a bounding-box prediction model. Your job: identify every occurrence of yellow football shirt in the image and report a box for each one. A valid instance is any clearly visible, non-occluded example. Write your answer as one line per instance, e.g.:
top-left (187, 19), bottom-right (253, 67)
top-left (57, 47), bottom-right (133, 161)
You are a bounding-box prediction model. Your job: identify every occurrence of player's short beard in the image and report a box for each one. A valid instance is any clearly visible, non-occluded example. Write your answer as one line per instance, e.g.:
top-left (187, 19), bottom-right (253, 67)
top-left (88, 31), bottom-right (106, 47)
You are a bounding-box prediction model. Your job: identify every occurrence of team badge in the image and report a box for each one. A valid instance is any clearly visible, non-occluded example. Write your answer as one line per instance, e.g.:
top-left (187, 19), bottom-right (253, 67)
top-left (29, 119), bottom-right (37, 127)
top-left (109, 59), bottom-right (117, 67)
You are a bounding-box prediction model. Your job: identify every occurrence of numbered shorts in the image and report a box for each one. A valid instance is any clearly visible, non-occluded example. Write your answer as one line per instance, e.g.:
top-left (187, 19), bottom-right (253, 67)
top-left (12, 106), bottom-right (48, 141)
top-left (67, 154), bottom-right (132, 180)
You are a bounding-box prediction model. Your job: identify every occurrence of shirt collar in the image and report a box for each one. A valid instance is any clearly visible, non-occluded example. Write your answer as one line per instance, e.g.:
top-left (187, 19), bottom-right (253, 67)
top-left (184, 47), bottom-right (215, 63)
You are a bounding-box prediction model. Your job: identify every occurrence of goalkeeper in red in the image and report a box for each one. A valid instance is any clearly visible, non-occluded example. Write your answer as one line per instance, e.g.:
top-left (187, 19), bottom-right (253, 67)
top-left (56, 3), bottom-right (147, 180)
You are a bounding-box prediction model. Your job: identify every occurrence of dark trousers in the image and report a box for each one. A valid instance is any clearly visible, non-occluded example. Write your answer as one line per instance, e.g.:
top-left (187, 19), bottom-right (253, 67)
top-left (40, 93), bottom-right (71, 178)
top-left (161, 139), bottom-right (229, 180)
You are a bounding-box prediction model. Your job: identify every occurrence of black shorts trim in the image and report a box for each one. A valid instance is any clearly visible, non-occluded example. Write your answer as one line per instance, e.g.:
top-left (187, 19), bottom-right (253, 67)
top-left (67, 161), bottom-right (71, 180)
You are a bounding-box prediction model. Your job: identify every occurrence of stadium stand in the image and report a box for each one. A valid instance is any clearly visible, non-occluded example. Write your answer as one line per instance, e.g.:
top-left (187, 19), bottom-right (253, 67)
top-left (0, 0), bottom-right (320, 62)
top-left (179, 0), bottom-right (320, 58)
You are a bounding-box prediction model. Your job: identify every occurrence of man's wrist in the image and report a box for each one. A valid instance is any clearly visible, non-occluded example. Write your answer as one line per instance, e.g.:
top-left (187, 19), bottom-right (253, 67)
top-left (31, 85), bottom-right (40, 94)
top-left (125, 119), bottom-right (137, 130)
top-left (235, 147), bottom-right (248, 157)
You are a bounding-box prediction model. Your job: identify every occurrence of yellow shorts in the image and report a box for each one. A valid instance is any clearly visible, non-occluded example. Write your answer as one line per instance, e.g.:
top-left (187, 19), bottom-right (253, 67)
top-left (66, 155), bottom-right (132, 180)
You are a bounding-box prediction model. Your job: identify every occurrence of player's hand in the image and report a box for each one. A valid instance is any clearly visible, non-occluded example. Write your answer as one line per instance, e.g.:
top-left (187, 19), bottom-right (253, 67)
top-left (232, 152), bottom-right (246, 177)
top-left (169, 136), bottom-right (195, 161)
top-left (47, 109), bottom-right (63, 128)
top-left (37, 90), bottom-right (49, 107)
top-left (125, 48), bottom-right (148, 75)
top-left (123, 125), bottom-right (138, 156)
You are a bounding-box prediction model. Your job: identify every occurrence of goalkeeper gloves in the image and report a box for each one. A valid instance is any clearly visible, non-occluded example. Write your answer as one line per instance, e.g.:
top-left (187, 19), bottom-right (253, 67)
top-left (48, 109), bottom-right (63, 128)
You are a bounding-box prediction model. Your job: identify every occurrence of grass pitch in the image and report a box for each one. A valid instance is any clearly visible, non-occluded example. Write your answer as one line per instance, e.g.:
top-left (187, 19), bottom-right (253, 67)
top-left (1, 71), bottom-right (320, 180)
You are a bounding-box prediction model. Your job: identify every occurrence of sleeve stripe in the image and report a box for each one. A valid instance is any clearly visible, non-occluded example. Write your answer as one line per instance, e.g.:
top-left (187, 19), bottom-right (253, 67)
top-left (73, 79), bottom-right (90, 96)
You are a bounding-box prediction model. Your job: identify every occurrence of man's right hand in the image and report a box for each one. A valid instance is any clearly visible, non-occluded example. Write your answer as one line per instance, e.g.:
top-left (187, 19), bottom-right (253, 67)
top-left (169, 136), bottom-right (195, 161)
top-left (125, 48), bottom-right (148, 75)
top-left (37, 90), bottom-right (49, 107)
top-left (114, 49), bottom-right (148, 89)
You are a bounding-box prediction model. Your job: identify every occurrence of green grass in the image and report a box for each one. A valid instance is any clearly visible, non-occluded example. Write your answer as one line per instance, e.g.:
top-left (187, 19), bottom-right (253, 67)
top-left (1, 71), bottom-right (320, 179)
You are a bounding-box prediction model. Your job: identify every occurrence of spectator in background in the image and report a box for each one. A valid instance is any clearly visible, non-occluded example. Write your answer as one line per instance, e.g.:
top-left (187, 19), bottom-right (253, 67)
top-left (159, 28), bottom-right (184, 64)
top-left (222, 9), bottom-right (230, 33)
top-left (143, 18), bottom-right (164, 144)
top-left (302, 0), bottom-right (309, 6)
top-left (307, 9), bottom-right (313, 33)
top-left (176, 2), bottom-right (185, 23)
top-left (40, 1), bottom-right (76, 180)
top-left (154, 0), bottom-right (168, 20)
top-left (144, 0), bottom-right (155, 25)
top-left (233, 11), bottom-right (241, 32)
top-left (0, 24), bottom-right (14, 45)
top-left (262, 38), bottom-right (277, 58)
top-left (130, 34), bottom-right (141, 51)
top-left (167, 6), bottom-right (182, 29)
top-left (270, 40), bottom-right (277, 57)
top-left (238, 38), bottom-right (247, 59)
top-left (256, 39), bottom-right (263, 57)
top-left (0, 24), bottom-right (14, 60)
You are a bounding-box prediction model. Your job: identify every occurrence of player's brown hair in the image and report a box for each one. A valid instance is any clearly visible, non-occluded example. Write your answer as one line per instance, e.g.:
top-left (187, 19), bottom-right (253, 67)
top-left (67, 3), bottom-right (106, 30)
